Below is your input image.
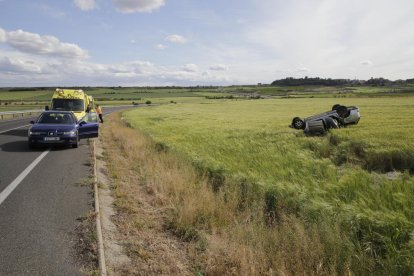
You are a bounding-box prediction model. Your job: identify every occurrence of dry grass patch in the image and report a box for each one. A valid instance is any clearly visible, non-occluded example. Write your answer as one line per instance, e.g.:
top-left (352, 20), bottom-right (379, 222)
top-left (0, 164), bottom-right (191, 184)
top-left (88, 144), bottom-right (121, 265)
top-left (101, 114), bottom-right (195, 275)
top-left (100, 112), bottom-right (357, 275)
top-left (74, 211), bottom-right (99, 276)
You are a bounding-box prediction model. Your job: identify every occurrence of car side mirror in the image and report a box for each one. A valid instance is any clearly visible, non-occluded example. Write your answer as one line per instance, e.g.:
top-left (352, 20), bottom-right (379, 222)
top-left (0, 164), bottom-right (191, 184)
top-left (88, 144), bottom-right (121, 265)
top-left (30, 120), bottom-right (35, 124)
top-left (45, 105), bottom-right (49, 111)
top-left (79, 121), bottom-right (87, 126)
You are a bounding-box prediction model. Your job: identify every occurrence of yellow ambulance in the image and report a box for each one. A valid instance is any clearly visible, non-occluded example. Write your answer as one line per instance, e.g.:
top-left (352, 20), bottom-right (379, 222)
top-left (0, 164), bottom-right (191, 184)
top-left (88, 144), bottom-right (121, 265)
top-left (49, 89), bottom-right (95, 121)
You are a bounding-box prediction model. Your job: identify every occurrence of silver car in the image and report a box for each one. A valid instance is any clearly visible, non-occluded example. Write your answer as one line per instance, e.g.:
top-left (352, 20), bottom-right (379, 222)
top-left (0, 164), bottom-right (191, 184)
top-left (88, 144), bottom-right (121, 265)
top-left (291, 104), bottom-right (360, 134)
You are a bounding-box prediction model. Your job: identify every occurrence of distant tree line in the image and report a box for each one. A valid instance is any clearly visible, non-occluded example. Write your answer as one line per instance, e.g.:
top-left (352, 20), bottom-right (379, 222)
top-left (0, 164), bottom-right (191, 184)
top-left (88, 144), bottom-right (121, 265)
top-left (271, 77), bottom-right (414, 86)
top-left (271, 77), bottom-right (349, 86)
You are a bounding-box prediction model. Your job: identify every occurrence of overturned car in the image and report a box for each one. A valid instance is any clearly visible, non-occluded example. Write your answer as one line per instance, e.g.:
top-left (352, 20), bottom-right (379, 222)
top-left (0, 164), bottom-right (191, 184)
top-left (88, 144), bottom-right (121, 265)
top-left (290, 104), bottom-right (360, 135)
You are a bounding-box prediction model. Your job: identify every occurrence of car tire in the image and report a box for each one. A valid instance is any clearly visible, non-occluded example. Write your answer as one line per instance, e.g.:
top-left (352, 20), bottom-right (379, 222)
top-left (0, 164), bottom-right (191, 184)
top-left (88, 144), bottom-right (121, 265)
top-left (28, 141), bottom-right (35, 149)
top-left (292, 117), bottom-right (305, 129)
top-left (72, 136), bottom-right (79, 148)
top-left (334, 105), bottom-right (348, 118)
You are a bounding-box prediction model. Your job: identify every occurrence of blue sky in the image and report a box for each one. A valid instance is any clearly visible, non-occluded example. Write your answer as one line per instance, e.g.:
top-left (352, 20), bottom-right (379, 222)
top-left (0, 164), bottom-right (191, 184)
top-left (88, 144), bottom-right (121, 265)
top-left (0, 0), bottom-right (413, 86)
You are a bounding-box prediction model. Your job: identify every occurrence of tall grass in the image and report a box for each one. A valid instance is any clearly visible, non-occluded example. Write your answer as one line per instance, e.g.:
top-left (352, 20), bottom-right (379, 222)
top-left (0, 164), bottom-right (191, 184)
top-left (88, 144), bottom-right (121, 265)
top-left (122, 97), bottom-right (414, 274)
top-left (102, 113), bottom-right (362, 275)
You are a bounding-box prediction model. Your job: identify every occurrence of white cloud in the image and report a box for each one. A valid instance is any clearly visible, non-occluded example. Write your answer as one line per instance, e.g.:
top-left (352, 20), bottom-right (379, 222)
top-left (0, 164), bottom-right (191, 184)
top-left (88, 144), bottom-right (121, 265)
top-left (74, 0), bottom-right (96, 11)
top-left (209, 64), bottom-right (228, 71)
top-left (113, 0), bottom-right (165, 13)
top-left (182, 64), bottom-right (198, 72)
top-left (0, 28), bottom-right (88, 58)
top-left (154, 43), bottom-right (166, 50)
top-left (297, 67), bottom-right (310, 72)
top-left (360, 60), bottom-right (373, 66)
top-left (0, 28), bottom-right (6, 42)
top-left (0, 28), bottom-right (89, 59)
top-left (0, 56), bottom-right (42, 73)
top-left (0, 50), bottom-right (232, 86)
top-left (243, 0), bottom-right (414, 80)
top-left (165, 34), bottom-right (187, 44)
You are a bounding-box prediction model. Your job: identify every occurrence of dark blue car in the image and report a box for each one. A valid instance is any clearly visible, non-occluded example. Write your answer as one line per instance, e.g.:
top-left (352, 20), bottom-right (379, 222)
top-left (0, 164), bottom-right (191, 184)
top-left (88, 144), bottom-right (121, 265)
top-left (28, 111), bottom-right (99, 149)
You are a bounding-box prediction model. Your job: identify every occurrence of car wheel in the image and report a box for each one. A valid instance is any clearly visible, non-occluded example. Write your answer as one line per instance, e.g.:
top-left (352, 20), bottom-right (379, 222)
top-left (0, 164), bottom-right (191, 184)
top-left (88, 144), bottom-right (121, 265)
top-left (334, 105), bottom-right (348, 118)
top-left (28, 141), bottom-right (35, 149)
top-left (292, 117), bottom-right (305, 129)
top-left (72, 136), bottom-right (79, 148)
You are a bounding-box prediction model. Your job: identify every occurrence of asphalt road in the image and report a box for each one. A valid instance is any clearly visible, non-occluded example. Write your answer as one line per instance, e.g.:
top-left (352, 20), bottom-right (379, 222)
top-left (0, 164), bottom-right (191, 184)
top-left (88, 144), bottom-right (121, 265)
top-left (0, 106), bottom-right (130, 275)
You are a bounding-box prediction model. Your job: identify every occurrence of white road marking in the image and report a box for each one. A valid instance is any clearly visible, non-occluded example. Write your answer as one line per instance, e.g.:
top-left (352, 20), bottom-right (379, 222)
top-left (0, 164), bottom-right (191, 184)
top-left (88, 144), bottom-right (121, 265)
top-left (0, 124), bottom-right (30, 134)
top-left (0, 150), bottom-right (50, 206)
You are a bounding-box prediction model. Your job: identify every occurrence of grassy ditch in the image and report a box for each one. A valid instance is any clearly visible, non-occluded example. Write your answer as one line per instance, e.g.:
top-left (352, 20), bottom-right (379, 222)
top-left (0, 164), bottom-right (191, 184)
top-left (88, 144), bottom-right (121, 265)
top-left (119, 97), bottom-right (414, 274)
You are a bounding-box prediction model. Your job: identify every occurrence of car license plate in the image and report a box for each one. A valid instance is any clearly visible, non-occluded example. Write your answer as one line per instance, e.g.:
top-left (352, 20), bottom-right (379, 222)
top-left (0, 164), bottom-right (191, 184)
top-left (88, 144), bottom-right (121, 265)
top-left (44, 137), bottom-right (60, 141)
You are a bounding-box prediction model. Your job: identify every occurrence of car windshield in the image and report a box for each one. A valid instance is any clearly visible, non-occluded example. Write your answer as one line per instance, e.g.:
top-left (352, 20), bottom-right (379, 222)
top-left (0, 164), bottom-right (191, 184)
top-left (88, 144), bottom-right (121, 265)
top-left (52, 99), bottom-right (84, 112)
top-left (37, 113), bottom-right (74, 124)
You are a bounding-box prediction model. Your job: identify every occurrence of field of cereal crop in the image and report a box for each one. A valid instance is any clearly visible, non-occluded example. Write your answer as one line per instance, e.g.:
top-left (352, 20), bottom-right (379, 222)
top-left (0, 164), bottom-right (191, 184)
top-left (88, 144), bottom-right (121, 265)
top-left (123, 96), bottom-right (414, 273)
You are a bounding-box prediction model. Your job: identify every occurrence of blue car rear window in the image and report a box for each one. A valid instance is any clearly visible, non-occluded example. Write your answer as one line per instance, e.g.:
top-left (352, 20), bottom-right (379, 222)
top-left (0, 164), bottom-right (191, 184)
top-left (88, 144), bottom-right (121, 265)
top-left (38, 113), bottom-right (74, 124)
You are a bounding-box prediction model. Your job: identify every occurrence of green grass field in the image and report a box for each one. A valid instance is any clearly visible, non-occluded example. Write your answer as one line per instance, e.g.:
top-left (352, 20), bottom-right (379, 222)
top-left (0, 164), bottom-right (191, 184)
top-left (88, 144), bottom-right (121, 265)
top-left (2, 84), bottom-right (413, 107)
top-left (0, 87), bottom-right (231, 111)
top-left (123, 97), bottom-right (414, 274)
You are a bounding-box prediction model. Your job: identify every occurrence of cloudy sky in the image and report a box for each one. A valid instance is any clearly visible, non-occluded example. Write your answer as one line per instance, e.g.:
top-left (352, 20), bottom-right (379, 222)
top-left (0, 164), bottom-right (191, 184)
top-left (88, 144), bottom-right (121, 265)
top-left (0, 0), bottom-right (413, 86)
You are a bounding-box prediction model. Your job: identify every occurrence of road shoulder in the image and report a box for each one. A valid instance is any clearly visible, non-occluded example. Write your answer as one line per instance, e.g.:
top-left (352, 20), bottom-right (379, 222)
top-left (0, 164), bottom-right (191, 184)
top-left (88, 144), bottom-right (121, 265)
top-left (94, 138), bottom-right (131, 275)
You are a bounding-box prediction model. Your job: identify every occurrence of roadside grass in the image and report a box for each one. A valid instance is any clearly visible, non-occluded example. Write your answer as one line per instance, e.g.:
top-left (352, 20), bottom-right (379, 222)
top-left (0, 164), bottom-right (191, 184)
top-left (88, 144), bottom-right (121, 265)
top-left (76, 177), bottom-right (95, 187)
top-left (72, 140), bottom-right (100, 275)
top-left (102, 112), bottom-right (361, 275)
top-left (74, 211), bottom-right (99, 276)
top-left (121, 96), bottom-right (414, 274)
top-left (101, 115), bottom-right (196, 275)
